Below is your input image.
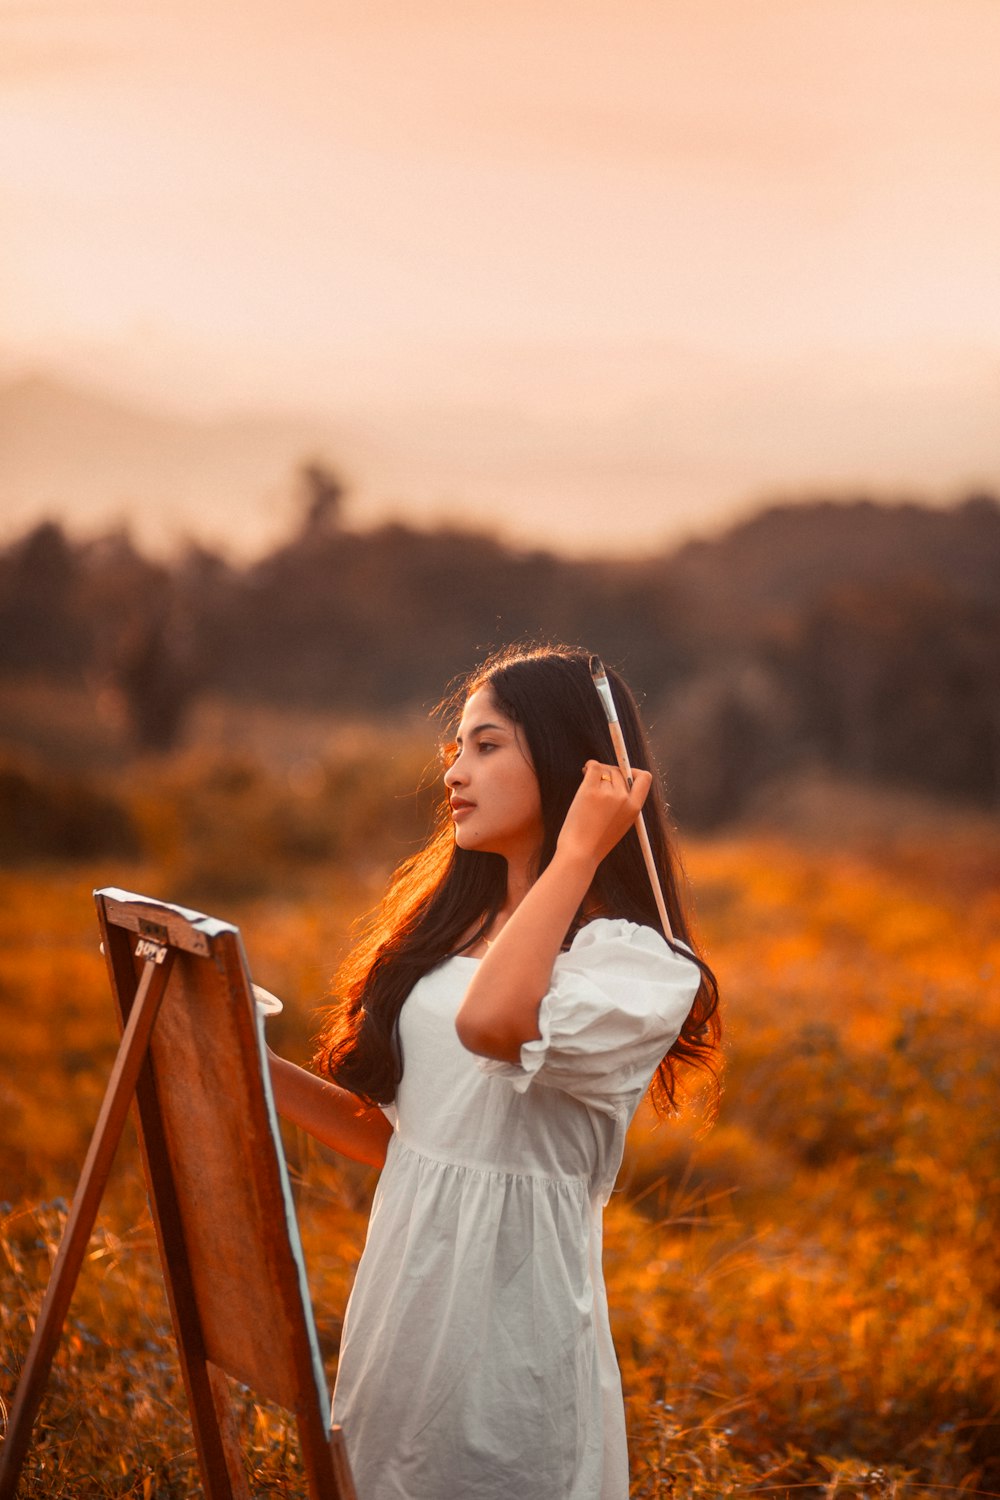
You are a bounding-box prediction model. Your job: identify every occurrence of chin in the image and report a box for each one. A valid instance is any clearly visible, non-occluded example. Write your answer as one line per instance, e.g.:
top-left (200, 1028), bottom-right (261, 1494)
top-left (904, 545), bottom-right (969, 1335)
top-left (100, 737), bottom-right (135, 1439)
top-left (455, 828), bottom-right (499, 855)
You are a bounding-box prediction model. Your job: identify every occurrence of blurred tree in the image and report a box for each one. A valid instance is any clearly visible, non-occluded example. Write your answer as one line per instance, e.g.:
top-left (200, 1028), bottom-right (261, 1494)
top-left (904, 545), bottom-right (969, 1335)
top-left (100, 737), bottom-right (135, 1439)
top-left (298, 461), bottom-right (345, 535)
top-left (114, 605), bottom-right (199, 752)
top-left (787, 580), bottom-right (1000, 805)
top-left (653, 656), bottom-right (804, 826)
top-left (0, 521), bottom-right (87, 677)
top-left (74, 529), bottom-right (199, 752)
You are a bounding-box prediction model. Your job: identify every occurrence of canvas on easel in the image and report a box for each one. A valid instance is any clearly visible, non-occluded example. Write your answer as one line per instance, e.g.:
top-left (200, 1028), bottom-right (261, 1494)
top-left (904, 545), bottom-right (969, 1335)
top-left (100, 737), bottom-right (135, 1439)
top-left (0, 889), bottom-right (356, 1500)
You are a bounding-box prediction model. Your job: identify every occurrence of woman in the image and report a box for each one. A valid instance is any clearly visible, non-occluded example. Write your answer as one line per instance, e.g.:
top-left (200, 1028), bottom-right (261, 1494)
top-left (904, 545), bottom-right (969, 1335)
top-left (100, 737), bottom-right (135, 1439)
top-left (267, 644), bottom-right (720, 1499)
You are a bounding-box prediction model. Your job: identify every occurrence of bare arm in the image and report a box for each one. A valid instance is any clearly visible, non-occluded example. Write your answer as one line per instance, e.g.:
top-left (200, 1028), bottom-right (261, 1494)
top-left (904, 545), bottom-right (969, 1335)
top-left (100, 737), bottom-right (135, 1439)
top-left (266, 1049), bottom-right (392, 1168)
top-left (455, 760), bottom-right (652, 1062)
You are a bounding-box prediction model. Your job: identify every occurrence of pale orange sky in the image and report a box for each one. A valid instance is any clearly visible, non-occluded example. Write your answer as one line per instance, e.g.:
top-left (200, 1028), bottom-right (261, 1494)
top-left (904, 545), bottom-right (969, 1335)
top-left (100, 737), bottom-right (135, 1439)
top-left (2, 0), bottom-right (999, 555)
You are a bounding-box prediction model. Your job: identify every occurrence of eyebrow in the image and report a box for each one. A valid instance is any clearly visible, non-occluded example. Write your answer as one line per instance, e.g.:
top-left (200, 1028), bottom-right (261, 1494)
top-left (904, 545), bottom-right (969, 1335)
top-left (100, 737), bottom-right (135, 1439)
top-left (454, 721), bottom-right (507, 747)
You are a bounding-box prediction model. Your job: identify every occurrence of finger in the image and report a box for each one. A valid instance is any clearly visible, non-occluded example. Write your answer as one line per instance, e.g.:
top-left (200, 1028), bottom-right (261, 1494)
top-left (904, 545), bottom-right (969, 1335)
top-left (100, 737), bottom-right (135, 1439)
top-left (586, 761), bottom-right (626, 789)
top-left (582, 759), bottom-right (618, 782)
top-left (628, 769), bottom-right (653, 809)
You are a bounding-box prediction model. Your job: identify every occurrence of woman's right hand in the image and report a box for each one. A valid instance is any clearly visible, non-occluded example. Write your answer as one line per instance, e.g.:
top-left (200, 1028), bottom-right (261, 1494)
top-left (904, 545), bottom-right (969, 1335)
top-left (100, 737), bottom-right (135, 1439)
top-left (555, 760), bottom-right (652, 870)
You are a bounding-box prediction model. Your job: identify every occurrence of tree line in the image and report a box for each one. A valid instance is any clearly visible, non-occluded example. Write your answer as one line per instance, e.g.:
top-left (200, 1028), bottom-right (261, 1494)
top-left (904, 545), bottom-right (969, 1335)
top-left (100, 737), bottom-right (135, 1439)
top-left (1, 474), bottom-right (998, 826)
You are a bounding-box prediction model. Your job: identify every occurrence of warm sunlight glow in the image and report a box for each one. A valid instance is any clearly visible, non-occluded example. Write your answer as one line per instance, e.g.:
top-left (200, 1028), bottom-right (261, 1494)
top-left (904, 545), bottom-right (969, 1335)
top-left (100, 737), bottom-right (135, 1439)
top-left (2, 0), bottom-right (999, 555)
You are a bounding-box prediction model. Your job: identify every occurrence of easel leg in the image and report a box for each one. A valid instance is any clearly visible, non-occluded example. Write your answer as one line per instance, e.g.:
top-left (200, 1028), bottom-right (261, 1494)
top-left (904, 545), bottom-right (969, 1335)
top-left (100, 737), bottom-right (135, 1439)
top-left (295, 1407), bottom-right (358, 1500)
top-left (0, 955), bottom-right (174, 1500)
top-left (328, 1425), bottom-right (359, 1500)
top-left (203, 1362), bottom-right (251, 1498)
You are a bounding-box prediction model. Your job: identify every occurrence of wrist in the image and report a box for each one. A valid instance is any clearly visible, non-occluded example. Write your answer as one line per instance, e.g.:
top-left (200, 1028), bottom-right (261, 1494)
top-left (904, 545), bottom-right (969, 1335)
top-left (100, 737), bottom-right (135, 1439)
top-left (548, 843), bottom-right (600, 888)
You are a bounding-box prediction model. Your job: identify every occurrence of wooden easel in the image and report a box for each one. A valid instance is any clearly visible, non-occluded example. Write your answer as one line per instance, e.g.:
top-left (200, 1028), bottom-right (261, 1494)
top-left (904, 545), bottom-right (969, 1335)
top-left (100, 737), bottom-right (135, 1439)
top-left (0, 889), bottom-right (357, 1500)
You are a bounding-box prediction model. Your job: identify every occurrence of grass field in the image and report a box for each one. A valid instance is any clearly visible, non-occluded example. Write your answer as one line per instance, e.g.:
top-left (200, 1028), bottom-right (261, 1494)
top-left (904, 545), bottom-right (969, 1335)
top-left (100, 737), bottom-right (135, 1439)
top-left (1, 759), bottom-right (998, 1497)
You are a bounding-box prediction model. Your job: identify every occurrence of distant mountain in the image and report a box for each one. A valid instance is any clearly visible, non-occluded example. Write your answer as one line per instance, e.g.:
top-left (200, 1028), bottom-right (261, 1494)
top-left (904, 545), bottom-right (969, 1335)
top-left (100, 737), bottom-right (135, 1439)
top-left (0, 373), bottom-right (360, 552)
top-left (6, 368), bottom-right (998, 566)
top-left (0, 368), bottom-right (732, 557)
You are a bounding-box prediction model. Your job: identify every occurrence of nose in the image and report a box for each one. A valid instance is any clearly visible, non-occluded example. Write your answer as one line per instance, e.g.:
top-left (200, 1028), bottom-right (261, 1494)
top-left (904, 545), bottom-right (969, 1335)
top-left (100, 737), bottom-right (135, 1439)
top-left (444, 752), bottom-right (466, 789)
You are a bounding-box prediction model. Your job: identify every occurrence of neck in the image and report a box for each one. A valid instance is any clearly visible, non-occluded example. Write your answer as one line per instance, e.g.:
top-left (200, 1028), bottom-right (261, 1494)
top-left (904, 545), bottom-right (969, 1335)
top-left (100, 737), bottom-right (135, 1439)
top-left (502, 858), bottom-right (535, 914)
top-left (501, 848), bottom-right (596, 918)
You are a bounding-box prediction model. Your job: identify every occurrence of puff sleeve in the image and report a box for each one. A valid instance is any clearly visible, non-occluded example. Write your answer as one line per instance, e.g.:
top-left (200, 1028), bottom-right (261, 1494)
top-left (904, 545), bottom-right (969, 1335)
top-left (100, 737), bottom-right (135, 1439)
top-left (477, 917), bottom-right (701, 1116)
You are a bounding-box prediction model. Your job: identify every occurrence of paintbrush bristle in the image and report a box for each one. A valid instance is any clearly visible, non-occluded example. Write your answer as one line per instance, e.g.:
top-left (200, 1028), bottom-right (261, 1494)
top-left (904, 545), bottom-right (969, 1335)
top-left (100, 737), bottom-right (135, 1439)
top-left (590, 657), bottom-right (619, 724)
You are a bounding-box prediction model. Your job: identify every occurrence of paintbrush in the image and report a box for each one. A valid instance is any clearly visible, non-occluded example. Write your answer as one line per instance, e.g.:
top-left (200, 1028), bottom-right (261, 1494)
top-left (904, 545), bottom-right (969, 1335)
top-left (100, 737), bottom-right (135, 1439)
top-left (590, 656), bottom-right (674, 941)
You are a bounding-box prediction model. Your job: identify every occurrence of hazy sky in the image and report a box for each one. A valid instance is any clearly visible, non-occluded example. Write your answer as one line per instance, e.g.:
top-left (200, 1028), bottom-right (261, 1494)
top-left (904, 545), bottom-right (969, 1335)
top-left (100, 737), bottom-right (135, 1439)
top-left (2, 0), bottom-right (999, 554)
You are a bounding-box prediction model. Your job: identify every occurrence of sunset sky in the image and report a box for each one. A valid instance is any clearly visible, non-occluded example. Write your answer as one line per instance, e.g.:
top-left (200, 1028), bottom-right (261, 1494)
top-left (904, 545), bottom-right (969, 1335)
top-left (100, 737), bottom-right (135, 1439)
top-left (2, 0), bottom-right (999, 555)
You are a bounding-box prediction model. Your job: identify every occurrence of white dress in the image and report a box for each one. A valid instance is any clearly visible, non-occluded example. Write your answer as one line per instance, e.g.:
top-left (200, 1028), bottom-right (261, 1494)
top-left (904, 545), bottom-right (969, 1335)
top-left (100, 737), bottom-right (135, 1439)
top-left (332, 917), bottom-right (701, 1500)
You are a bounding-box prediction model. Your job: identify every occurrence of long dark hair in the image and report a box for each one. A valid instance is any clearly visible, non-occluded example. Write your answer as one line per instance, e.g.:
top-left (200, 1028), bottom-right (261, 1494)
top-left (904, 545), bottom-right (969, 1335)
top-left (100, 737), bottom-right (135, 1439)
top-left (314, 644), bottom-right (721, 1115)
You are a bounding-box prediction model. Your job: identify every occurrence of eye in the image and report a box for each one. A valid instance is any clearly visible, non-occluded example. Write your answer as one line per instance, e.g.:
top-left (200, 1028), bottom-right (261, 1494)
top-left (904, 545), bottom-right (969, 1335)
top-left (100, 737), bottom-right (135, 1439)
top-left (477, 740), bottom-right (498, 754)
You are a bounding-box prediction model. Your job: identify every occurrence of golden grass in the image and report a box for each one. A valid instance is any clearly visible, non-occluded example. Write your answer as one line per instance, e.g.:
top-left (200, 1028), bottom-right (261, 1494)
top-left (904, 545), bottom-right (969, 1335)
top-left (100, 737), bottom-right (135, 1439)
top-left (1, 791), bottom-right (998, 1496)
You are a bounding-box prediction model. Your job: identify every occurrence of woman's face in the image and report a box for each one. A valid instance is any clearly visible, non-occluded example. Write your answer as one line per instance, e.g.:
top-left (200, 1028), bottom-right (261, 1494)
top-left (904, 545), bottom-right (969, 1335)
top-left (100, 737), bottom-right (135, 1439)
top-left (444, 685), bottom-right (544, 866)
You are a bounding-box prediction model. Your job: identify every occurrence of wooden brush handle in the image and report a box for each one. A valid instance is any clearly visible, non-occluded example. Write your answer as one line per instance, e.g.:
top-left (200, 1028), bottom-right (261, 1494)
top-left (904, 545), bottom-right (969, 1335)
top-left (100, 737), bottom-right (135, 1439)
top-left (605, 719), bottom-right (674, 940)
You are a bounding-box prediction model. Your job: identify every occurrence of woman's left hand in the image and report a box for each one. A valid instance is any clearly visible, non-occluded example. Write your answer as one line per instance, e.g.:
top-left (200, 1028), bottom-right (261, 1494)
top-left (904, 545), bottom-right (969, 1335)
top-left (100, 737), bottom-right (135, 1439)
top-left (555, 760), bottom-right (652, 869)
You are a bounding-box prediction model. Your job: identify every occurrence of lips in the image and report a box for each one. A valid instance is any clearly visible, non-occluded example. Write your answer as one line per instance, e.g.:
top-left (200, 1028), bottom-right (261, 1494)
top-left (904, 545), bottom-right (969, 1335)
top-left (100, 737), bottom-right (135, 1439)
top-left (450, 798), bottom-right (476, 817)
